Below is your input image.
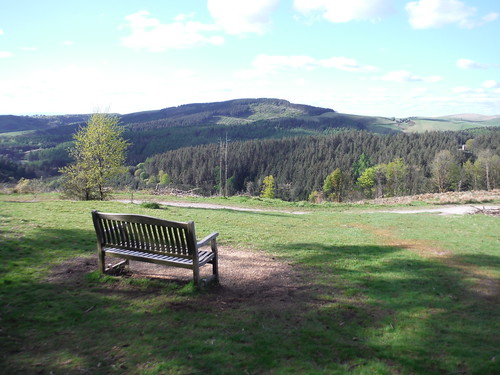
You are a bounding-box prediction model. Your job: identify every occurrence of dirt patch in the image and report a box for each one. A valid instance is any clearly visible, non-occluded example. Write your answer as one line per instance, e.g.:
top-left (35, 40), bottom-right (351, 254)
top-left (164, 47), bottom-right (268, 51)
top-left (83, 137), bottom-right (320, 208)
top-left (46, 256), bottom-right (96, 285)
top-left (46, 247), bottom-right (313, 310)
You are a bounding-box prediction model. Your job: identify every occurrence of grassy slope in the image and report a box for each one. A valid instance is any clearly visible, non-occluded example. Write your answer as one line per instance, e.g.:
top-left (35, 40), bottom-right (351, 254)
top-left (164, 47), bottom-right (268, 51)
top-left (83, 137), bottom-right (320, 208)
top-left (1, 194), bottom-right (499, 374)
top-left (403, 117), bottom-right (500, 133)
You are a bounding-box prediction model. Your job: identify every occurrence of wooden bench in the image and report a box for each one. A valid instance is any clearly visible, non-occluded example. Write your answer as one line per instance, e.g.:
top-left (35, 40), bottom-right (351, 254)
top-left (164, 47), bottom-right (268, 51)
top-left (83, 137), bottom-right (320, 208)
top-left (91, 210), bottom-right (219, 287)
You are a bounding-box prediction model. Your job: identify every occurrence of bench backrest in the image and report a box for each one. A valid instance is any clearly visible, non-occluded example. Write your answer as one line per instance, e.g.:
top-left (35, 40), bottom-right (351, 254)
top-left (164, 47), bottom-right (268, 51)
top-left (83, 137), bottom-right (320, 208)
top-left (92, 210), bottom-right (198, 260)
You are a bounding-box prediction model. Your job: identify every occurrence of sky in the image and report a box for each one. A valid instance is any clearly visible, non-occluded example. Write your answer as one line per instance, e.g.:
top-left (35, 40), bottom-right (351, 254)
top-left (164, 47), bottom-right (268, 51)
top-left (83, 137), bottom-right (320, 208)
top-left (1, 0), bottom-right (499, 117)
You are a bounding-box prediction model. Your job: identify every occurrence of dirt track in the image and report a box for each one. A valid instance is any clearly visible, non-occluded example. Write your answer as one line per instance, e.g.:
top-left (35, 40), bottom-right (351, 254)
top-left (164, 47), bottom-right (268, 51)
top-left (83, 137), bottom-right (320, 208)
top-left (117, 199), bottom-right (499, 216)
top-left (380, 205), bottom-right (500, 215)
top-left (116, 199), bottom-right (309, 214)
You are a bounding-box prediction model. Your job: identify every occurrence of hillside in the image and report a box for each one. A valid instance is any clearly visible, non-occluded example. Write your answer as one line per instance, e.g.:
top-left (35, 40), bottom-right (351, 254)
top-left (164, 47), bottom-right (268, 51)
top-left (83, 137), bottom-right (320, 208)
top-left (2, 98), bottom-right (499, 135)
top-left (439, 113), bottom-right (500, 121)
top-left (397, 116), bottom-right (500, 132)
top-left (0, 114), bottom-right (90, 133)
top-left (121, 98), bottom-right (334, 128)
top-left (2, 98), bottom-right (500, 184)
top-left (1, 99), bottom-right (338, 133)
top-left (0, 99), bottom-right (401, 170)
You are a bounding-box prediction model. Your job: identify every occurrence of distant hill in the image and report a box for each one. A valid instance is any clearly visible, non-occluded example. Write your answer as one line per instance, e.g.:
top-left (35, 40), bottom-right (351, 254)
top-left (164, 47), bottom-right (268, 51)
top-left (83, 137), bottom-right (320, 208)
top-left (0, 115), bottom-right (52, 133)
top-left (121, 98), bottom-right (334, 127)
top-left (0, 114), bottom-right (89, 133)
top-left (1, 99), bottom-right (335, 133)
top-left (3, 98), bottom-right (500, 135)
top-left (439, 114), bottom-right (500, 121)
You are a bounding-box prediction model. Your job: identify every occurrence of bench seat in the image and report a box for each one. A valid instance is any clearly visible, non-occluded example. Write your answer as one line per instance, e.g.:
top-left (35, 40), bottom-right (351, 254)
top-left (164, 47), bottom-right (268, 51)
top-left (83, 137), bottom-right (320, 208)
top-left (103, 247), bottom-right (216, 268)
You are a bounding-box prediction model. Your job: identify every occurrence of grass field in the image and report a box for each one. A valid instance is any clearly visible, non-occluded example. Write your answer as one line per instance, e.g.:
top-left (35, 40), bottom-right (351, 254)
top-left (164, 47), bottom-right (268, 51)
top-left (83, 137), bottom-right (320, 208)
top-left (403, 117), bottom-right (500, 133)
top-left (1, 193), bottom-right (499, 374)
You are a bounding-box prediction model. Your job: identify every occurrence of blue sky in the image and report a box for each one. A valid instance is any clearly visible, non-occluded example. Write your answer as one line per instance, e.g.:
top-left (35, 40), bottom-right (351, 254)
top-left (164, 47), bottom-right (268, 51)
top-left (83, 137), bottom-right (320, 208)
top-left (1, 0), bottom-right (499, 117)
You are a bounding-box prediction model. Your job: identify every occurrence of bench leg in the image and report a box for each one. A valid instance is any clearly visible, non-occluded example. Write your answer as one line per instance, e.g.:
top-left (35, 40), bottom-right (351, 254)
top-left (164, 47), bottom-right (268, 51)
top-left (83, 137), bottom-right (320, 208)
top-left (211, 239), bottom-right (219, 283)
top-left (98, 251), bottom-right (105, 274)
top-left (212, 253), bottom-right (219, 283)
top-left (193, 267), bottom-right (201, 288)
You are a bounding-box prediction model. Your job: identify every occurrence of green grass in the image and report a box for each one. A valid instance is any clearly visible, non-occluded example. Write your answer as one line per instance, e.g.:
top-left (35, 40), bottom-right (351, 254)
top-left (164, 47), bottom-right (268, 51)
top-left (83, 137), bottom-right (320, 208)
top-left (1, 194), bottom-right (499, 374)
top-left (404, 118), bottom-right (500, 133)
top-left (0, 130), bottom-right (37, 137)
top-left (139, 201), bottom-right (162, 209)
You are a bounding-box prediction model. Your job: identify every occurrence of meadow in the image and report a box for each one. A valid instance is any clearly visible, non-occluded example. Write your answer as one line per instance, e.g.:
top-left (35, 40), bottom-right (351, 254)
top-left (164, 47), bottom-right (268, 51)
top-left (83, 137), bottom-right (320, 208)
top-left (0, 193), bottom-right (499, 374)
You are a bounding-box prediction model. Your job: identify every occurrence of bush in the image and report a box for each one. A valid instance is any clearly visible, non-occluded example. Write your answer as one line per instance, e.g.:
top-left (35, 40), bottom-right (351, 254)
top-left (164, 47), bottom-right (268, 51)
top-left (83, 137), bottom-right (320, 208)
top-left (13, 178), bottom-right (43, 195)
top-left (140, 201), bottom-right (161, 209)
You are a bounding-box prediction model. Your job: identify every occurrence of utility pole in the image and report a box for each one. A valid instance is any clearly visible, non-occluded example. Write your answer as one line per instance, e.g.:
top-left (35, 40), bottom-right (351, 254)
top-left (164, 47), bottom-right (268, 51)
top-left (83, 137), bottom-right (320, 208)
top-left (224, 132), bottom-right (229, 197)
top-left (219, 138), bottom-right (223, 196)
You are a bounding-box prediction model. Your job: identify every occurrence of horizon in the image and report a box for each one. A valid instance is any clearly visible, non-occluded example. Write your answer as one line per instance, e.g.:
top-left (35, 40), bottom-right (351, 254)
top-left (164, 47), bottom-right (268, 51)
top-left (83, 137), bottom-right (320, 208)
top-left (2, 97), bottom-right (500, 119)
top-left (1, 1), bottom-right (499, 118)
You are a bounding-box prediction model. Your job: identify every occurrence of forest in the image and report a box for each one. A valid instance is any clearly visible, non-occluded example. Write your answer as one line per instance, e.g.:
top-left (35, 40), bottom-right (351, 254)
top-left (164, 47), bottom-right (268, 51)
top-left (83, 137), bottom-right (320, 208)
top-left (136, 129), bottom-right (500, 201)
top-left (1, 99), bottom-right (500, 201)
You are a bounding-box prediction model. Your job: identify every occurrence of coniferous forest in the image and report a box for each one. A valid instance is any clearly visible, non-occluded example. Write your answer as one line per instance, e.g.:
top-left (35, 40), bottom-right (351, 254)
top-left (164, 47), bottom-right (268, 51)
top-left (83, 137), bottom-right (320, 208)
top-left (140, 129), bottom-right (500, 201)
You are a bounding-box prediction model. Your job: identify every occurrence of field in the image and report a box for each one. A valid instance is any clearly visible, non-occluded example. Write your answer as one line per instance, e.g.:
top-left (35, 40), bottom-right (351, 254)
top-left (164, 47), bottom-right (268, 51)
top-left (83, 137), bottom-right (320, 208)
top-left (403, 117), bottom-right (500, 133)
top-left (1, 193), bottom-right (499, 374)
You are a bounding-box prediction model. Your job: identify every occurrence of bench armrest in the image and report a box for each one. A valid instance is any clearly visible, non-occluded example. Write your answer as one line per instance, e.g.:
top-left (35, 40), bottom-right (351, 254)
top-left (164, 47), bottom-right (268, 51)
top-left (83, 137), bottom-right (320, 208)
top-left (197, 232), bottom-right (219, 248)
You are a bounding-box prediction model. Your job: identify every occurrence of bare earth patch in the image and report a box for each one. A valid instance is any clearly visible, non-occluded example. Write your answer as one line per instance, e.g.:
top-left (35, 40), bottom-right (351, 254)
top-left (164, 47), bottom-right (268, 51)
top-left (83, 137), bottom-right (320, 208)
top-left (47, 247), bottom-right (313, 310)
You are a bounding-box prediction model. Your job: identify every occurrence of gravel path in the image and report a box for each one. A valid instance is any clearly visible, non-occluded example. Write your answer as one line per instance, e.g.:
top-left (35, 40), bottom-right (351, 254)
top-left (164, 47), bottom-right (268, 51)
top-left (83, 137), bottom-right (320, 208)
top-left (116, 199), bottom-right (310, 215)
top-left (379, 205), bottom-right (500, 215)
top-left (116, 200), bottom-right (500, 216)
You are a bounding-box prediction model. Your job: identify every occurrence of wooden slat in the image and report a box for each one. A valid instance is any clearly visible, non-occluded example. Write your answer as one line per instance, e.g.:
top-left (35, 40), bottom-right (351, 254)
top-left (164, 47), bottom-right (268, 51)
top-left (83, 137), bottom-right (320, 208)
top-left (102, 219), bottom-right (113, 244)
top-left (129, 222), bottom-right (139, 248)
top-left (104, 247), bottom-right (195, 268)
top-left (159, 226), bottom-right (168, 252)
top-left (179, 228), bottom-right (188, 255)
top-left (104, 247), bottom-right (214, 265)
top-left (136, 222), bottom-right (146, 250)
top-left (151, 225), bottom-right (161, 252)
top-left (166, 226), bottom-right (176, 254)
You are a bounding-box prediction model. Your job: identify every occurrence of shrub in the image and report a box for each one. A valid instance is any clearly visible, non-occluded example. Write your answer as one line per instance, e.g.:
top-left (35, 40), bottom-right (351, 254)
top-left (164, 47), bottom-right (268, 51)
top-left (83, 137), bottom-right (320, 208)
top-left (140, 201), bottom-right (161, 209)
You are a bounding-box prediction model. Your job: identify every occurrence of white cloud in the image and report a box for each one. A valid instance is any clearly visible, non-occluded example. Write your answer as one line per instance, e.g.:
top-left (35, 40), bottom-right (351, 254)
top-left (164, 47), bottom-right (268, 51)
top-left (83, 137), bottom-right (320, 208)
top-left (121, 10), bottom-right (224, 52)
top-left (254, 54), bottom-right (316, 71)
top-left (456, 58), bottom-right (487, 69)
top-left (483, 12), bottom-right (499, 22)
top-left (319, 56), bottom-right (378, 72)
top-left (453, 86), bottom-right (473, 93)
top-left (294, 0), bottom-right (393, 23)
top-left (457, 58), bottom-right (500, 69)
top-left (0, 51), bottom-right (13, 58)
top-left (0, 29), bottom-right (4, 36)
top-left (208, 0), bottom-right (279, 34)
top-left (406, 0), bottom-right (476, 29)
top-left (483, 80), bottom-right (500, 89)
top-left (236, 54), bottom-right (378, 78)
top-left (173, 69), bottom-right (196, 79)
top-left (380, 70), bottom-right (442, 83)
